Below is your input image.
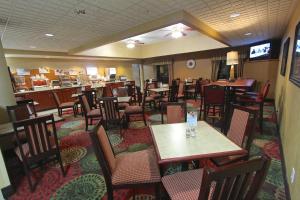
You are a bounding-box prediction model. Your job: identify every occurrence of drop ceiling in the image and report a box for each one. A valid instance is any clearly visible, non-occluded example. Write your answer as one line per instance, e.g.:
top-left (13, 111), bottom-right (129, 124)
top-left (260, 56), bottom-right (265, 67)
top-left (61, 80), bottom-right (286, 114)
top-left (0, 0), bottom-right (297, 53)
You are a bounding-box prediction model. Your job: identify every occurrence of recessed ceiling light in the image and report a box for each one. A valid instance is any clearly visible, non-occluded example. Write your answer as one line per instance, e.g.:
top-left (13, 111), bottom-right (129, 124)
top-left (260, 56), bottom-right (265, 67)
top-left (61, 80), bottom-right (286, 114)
top-left (45, 33), bottom-right (54, 37)
top-left (171, 31), bottom-right (183, 39)
top-left (29, 46), bottom-right (36, 48)
top-left (230, 13), bottom-right (240, 18)
top-left (126, 42), bottom-right (135, 49)
top-left (244, 32), bottom-right (252, 36)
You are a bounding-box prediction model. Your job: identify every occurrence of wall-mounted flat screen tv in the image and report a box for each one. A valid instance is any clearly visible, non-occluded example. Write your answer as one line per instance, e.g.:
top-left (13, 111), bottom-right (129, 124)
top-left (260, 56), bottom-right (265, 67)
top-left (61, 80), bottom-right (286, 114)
top-left (249, 43), bottom-right (271, 59)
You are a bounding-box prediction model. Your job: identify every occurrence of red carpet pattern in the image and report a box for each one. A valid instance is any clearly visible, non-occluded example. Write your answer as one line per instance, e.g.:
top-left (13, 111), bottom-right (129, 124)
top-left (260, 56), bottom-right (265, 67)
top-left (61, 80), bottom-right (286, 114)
top-left (9, 101), bottom-right (287, 200)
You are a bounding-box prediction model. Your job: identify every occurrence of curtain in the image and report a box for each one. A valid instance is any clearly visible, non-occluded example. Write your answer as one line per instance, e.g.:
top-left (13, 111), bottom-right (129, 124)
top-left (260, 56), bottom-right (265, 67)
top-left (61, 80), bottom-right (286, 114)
top-left (237, 49), bottom-right (248, 78)
top-left (211, 56), bottom-right (225, 81)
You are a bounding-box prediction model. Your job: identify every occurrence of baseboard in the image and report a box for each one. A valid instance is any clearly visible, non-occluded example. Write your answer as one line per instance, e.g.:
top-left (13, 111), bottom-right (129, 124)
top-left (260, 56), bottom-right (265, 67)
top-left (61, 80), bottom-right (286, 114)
top-left (273, 104), bottom-right (291, 200)
top-left (1, 185), bottom-right (14, 199)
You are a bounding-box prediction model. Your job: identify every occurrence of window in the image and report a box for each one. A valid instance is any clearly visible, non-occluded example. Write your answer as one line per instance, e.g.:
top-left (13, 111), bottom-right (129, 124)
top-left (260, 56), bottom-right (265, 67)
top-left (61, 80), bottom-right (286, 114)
top-left (86, 66), bottom-right (98, 76)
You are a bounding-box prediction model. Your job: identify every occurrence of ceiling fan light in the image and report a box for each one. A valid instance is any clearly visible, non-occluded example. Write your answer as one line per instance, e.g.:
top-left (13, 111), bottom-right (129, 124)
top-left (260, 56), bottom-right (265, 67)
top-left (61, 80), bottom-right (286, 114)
top-left (171, 31), bottom-right (183, 39)
top-left (126, 43), bottom-right (135, 48)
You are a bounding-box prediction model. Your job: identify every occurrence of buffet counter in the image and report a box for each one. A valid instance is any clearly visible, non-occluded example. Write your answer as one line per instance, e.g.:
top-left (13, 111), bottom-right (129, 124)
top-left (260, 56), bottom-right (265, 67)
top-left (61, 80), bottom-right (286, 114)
top-left (14, 81), bottom-right (134, 111)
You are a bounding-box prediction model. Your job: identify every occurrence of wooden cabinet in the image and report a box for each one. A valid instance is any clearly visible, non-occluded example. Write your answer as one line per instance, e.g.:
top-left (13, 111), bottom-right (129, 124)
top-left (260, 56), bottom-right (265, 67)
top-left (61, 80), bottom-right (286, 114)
top-left (15, 86), bottom-right (89, 111)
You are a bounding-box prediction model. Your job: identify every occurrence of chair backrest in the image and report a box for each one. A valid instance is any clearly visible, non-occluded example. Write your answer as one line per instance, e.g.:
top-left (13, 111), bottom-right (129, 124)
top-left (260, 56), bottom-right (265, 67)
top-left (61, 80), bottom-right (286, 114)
top-left (261, 81), bottom-right (270, 100)
top-left (227, 105), bottom-right (257, 150)
top-left (82, 90), bottom-right (95, 108)
top-left (204, 85), bottom-right (225, 105)
top-left (178, 82), bottom-right (184, 96)
top-left (194, 79), bottom-right (201, 94)
top-left (161, 102), bottom-right (187, 124)
top-left (104, 86), bottom-right (113, 97)
top-left (16, 99), bottom-right (37, 116)
top-left (89, 123), bottom-right (116, 188)
top-left (126, 84), bottom-right (135, 98)
top-left (200, 79), bottom-right (210, 97)
top-left (13, 114), bottom-right (60, 161)
top-left (136, 86), bottom-right (143, 105)
top-left (168, 84), bottom-right (178, 102)
top-left (79, 94), bottom-right (92, 114)
top-left (7, 104), bottom-right (31, 122)
top-left (198, 155), bottom-right (271, 200)
top-left (52, 92), bottom-right (61, 106)
top-left (99, 97), bottom-right (120, 121)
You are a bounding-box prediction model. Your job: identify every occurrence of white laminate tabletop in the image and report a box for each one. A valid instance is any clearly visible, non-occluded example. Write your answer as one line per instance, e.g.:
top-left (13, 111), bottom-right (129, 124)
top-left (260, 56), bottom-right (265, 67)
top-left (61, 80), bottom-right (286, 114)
top-left (150, 121), bottom-right (246, 164)
top-left (117, 96), bottom-right (131, 103)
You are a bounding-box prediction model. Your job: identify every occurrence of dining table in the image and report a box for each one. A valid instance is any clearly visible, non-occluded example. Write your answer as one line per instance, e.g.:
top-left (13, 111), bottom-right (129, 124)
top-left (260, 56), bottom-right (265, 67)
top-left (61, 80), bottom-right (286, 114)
top-left (150, 121), bottom-right (246, 165)
top-left (117, 96), bottom-right (132, 103)
top-left (148, 87), bottom-right (170, 93)
top-left (210, 79), bottom-right (255, 88)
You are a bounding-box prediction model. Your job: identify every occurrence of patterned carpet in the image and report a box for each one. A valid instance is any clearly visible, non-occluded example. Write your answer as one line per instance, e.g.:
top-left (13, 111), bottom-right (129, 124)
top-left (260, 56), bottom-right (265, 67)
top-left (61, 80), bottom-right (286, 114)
top-left (9, 100), bottom-right (287, 200)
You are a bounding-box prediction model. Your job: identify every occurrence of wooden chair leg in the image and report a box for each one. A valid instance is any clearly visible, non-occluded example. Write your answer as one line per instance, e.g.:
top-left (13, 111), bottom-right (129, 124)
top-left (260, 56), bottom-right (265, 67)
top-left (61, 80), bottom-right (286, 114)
top-left (155, 183), bottom-right (161, 200)
top-left (85, 117), bottom-right (89, 131)
top-left (57, 153), bottom-right (66, 176)
top-left (143, 113), bottom-right (147, 126)
top-left (107, 187), bottom-right (113, 200)
top-left (260, 102), bottom-right (264, 133)
top-left (23, 163), bottom-right (34, 192)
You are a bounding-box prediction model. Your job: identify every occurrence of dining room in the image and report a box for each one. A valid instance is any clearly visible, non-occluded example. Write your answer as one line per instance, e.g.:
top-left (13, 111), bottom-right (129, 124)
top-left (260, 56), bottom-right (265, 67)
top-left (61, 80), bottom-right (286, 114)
top-left (1, 0), bottom-right (300, 200)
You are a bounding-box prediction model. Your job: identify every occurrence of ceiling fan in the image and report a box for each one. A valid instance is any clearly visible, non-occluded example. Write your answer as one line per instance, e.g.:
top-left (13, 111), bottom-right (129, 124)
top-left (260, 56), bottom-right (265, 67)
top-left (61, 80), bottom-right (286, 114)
top-left (163, 26), bottom-right (194, 38)
top-left (126, 40), bottom-right (144, 48)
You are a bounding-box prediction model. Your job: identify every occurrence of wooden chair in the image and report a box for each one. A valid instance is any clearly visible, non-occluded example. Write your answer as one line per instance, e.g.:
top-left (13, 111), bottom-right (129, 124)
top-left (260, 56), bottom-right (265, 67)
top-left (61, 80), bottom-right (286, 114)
top-left (236, 81), bottom-right (271, 133)
top-left (13, 114), bottom-right (65, 192)
top-left (186, 79), bottom-right (201, 100)
top-left (177, 82), bottom-right (185, 100)
top-left (89, 123), bottom-right (161, 200)
top-left (203, 85), bottom-right (226, 131)
top-left (162, 155), bottom-right (270, 200)
top-left (103, 85), bottom-right (114, 97)
top-left (199, 79), bottom-right (210, 119)
top-left (126, 83), bottom-right (136, 103)
top-left (16, 99), bottom-right (37, 117)
top-left (160, 80), bottom-right (178, 103)
top-left (211, 104), bottom-right (258, 166)
top-left (79, 94), bottom-right (102, 131)
top-left (7, 103), bottom-right (32, 143)
top-left (82, 90), bottom-right (97, 109)
top-left (124, 88), bottom-right (147, 126)
top-left (99, 97), bottom-right (126, 135)
top-left (7, 103), bottom-right (31, 122)
top-left (144, 82), bottom-right (156, 108)
top-left (160, 102), bottom-right (187, 124)
top-left (115, 87), bottom-right (130, 110)
top-left (52, 91), bottom-right (78, 117)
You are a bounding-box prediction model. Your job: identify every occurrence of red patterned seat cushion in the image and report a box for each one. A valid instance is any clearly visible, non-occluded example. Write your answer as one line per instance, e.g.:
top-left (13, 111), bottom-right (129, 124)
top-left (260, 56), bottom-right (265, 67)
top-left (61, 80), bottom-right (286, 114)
top-left (60, 102), bottom-right (75, 108)
top-left (162, 169), bottom-right (203, 200)
top-left (112, 148), bottom-right (161, 185)
top-left (145, 96), bottom-right (154, 102)
top-left (87, 109), bottom-right (101, 117)
top-left (150, 94), bottom-right (160, 99)
top-left (125, 105), bottom-right (143, 114)
top-left (160, 97), bottom-right (168, 102)
top-left (118, 102), bottom-right (130, 109)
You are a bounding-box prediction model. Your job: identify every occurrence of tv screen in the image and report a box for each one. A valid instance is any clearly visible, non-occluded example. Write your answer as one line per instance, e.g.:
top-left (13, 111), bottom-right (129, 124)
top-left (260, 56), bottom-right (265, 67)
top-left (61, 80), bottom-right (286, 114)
top-left (296, 40), bottom-right (300, 53)
top-left (250, 43), bottom-right (271, 59)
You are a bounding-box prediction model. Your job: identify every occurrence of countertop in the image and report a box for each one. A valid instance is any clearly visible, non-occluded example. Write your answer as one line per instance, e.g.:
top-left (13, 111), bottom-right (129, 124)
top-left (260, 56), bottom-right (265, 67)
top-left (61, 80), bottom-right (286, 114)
top-left (14, 80), bottom-right (133, 95)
